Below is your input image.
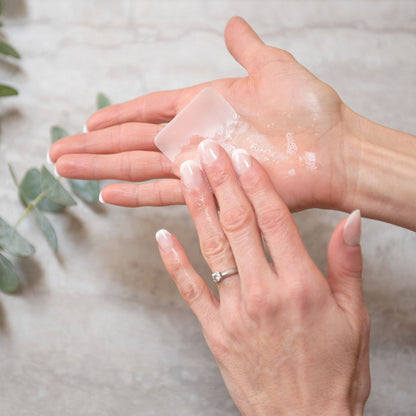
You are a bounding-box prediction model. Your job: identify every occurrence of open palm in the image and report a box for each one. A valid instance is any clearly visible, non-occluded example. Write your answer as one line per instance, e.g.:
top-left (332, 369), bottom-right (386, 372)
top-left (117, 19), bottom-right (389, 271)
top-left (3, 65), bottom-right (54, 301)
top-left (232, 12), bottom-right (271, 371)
top-left (50, 17), bottom-right (348, 211)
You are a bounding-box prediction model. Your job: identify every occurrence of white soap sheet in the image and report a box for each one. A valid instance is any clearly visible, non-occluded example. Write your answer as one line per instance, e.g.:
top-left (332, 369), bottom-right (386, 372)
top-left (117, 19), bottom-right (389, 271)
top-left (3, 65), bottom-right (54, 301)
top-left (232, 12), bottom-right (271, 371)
top-left (154, 87), bottom-right (239, 168)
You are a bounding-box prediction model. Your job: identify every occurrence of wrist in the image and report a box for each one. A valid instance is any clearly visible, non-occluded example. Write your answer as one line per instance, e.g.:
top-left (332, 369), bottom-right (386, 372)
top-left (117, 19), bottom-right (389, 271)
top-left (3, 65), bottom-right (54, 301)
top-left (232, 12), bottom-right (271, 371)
top-left (335, 105), bottom-right (416, 230)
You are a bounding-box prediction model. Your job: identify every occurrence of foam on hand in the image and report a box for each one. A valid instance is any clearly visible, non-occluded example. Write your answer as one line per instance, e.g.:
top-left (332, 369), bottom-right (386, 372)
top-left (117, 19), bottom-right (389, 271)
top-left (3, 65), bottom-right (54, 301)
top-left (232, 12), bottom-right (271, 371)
top-left (154, 87), bottom-right (238, 168)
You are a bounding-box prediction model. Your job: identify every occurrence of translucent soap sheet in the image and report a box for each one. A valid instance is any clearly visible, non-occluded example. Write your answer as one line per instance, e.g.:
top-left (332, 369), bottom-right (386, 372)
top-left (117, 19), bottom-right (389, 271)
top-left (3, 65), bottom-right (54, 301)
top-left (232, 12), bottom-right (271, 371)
top-left (154, 87), bottom-right (241, 169)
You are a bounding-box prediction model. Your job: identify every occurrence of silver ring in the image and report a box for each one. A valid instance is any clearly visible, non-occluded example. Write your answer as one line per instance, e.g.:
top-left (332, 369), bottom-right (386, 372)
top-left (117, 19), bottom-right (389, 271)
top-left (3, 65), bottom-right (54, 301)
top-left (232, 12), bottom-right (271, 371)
top-left (211, 267), bottom-right (238, 283)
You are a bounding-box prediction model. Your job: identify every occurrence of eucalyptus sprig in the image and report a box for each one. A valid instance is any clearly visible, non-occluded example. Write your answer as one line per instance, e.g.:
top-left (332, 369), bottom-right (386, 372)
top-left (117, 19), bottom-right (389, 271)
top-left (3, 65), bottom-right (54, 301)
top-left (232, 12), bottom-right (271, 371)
top-left (0, 93), bottom-right (111, 293)
top-left (0, 0), bottom-right (20, 97)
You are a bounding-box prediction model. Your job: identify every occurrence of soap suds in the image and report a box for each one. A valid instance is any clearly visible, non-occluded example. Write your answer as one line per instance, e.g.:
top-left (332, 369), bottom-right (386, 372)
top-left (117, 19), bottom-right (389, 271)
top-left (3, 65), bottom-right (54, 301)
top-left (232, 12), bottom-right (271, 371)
top-left (301, 151), bottom-right (317, 170)
top-left (285, 132), bottom-right (297, 155)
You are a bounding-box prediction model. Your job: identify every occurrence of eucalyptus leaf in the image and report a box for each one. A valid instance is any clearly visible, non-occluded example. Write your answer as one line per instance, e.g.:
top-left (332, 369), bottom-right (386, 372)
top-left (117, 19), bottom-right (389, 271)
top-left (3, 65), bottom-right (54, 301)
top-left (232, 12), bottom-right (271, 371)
top-left (32, 209), bottom-right (58, 253)
top-left (40, 166), bottom-right (77, 207)
top-left (8, 163), bottom-right (19, 187)
top-left (0, 217), bottom-right (35, 257)
top-left (0, 253), bottom-right (20, 294)
top-left (20, 168), bottom-right (66, 213)
top-left (51, 125), bottom-right (69, 144)
top-left (96, 93), bottom-right (110, 110)
top-left (68, 179), bottom-right (100, 203)
top-left (0, 39), bottom-right (20, 59)
top-left (0, 84), bottom-right (18, 96)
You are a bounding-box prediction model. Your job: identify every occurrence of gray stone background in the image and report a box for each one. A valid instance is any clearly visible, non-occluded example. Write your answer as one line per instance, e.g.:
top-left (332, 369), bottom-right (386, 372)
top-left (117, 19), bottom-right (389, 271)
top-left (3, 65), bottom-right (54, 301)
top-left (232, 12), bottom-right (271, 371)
top-left (0, 1), bottom-right (415, 415)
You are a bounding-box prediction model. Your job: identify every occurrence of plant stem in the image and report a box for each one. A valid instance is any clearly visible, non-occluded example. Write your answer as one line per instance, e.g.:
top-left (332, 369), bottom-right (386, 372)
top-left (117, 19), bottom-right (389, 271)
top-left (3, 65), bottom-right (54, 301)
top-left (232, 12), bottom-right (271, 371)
top-left (13, 191), bottom-right (46, 228)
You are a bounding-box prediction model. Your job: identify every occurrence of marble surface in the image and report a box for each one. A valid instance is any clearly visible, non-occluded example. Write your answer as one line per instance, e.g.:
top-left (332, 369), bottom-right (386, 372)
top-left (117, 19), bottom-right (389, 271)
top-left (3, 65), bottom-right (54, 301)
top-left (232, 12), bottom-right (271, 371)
top-left (0, 1), bottom-right (415, 415)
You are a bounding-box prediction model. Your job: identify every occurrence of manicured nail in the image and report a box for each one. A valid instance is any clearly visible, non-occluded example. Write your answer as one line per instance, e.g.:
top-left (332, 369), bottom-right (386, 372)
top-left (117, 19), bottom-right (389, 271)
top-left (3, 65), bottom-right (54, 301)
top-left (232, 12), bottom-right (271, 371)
top-left (53, 165), bottom-right (61, 178)
top-left (99, 191), bottom-right (106, 204)
top-left (46, 149), bottom-right (53, 164)
top-left (180, 160), bottom-right (203, 189)
top-left (198, 139), bottom-right (220, 164)
top-left (232, 148), bottom-right (251, 175)
top-left (344, 209), bottom-right (361, 246)
top-left (155, 229), bottom-right (174, 252)
top-left (82, 123), bottom-right (88, 133)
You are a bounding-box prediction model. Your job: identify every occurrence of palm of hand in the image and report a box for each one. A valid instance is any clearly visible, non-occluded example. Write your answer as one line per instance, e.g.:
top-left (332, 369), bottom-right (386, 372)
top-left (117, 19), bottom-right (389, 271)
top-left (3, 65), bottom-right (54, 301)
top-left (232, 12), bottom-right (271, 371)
top-left (209, 55), bottom-right (345, 210)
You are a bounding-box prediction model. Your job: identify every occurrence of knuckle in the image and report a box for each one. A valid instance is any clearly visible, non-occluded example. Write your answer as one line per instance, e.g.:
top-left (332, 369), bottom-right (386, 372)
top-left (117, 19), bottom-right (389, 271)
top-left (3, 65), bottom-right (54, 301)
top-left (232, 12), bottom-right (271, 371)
top-left (209, 167), bottom-right (230, 188)
top-left (220, 205), bottom-right (253, 234)
top-left (206, 333), bottom-right (229, 357)
top-left (269, 46), bottom-right (295, 62)
top-left (179, 279), bottom-right (204, 305)
top-left (119, 153), bottom-right (134, 181)
top-left (257, 207), bottom-right (288, 235)
top-left (284, 280), bottom-right (311, 312)
top-left (244, 285), bottom-right (274, 319)
top-left (201, 234), bottom-right (231, 261)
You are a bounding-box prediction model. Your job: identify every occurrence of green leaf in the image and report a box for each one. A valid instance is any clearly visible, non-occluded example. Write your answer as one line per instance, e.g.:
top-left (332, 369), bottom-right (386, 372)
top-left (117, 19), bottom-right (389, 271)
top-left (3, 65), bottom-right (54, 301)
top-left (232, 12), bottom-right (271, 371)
top-left (8, 163), bottom-right (19, 187)
top-left (32, 209), bottom-right (58, 253)
top-left (0, 253), bottom-right (20, 293)
top-left (0, 39), bottom-right (20, 59)
top-left (19, 168), bottom-right (66, 213)
top-left (0, 84), bottom-right (18, 97)
top-left (0, 217), bottom-right (35, 257)
top-left (96, 93), bottom-right (110, 110)
top-left (50, 125), bottom-right (69, 144)
top-left (67, 179), bottom-right (100, 203)
top-left (40, 166), bottom-right (77, 207)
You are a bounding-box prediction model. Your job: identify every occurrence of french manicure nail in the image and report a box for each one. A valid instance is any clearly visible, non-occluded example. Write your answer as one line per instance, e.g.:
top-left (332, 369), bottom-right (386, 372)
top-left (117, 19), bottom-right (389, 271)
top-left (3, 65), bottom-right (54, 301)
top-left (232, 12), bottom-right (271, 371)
top-left (198, 139), bottom-right (220, 164)
top-left (53, 165), bottom-right (61, 178)
top-left (82, 123), bottom-right (88, 133)
top-left (99, 191), bottom-right (106, 204)
top-left (46, 149), bottom-right (53, 164)
top-left (180, 160), bottom-right (203, 189)
top-left (344, 209), bottom-right (361, 246)
top-left (232, 148), bottom-right (251, 175)
top-left (155, 229), bottom-right (174, 252)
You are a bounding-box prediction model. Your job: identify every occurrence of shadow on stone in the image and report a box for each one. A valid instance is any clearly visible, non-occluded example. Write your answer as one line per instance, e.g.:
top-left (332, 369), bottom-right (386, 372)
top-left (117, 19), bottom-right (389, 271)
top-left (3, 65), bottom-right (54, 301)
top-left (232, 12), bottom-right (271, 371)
top-left (0, 301), bottom-right (10, 335)
top-left (15, 255), bottom-right (43, 293)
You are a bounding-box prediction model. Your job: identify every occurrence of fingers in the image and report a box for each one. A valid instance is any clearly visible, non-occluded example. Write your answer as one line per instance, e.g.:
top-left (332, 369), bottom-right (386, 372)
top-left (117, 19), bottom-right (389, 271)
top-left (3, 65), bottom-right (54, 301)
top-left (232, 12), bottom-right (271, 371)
top-left (224, 16), bottom-right (295, 74)
top-left (49, 123), bottom-right (161, 162)
top-left (155, 229), bottom-right (219, 327)
top-left (179, 160), bottom-right (240, 297)
top-left (100, 180), bottom-right (184, 207)
top-left (198, 140), bottom-right (271, 282)
top-left (55, 151), bottom-right (174, 181)
top-left (231, 149), bottom-right (310, 275)
top-left (86, 84), bottom-right (209, 132)
top-left (224, 17), bottom-right (268, 74)
top-left (327, 210), bottom-right (364, 310)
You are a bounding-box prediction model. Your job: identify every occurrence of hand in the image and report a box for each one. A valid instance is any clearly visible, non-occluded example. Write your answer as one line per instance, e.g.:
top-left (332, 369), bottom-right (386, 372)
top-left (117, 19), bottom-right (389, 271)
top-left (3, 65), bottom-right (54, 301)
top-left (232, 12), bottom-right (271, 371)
top-left (49, 16), bottom-right (350, 212)
top-left (156, 140), bottom-right (371, 416)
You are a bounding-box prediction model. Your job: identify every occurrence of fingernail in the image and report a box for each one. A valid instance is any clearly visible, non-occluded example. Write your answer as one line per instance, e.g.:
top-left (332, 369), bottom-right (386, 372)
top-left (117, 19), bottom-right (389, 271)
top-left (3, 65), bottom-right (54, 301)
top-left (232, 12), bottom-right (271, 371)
top-left (232, 148), bottom-right (251, 175)
top-left (53, 165), bottom-right (61, 178)
top-left (344, 209), bottom-right (361, 246)
top-left (99, 191), bottom-right (106, 204)
top-left (155, 229), bottom-right (174, 252)
top-left (198, 139), bottom-right (220, 164)
top-left (82, 123), bottom-right (88, 133)
top-left (180, 160), bottom-right (203, 189)
top-left (46, 149), bottom-right (53, 164)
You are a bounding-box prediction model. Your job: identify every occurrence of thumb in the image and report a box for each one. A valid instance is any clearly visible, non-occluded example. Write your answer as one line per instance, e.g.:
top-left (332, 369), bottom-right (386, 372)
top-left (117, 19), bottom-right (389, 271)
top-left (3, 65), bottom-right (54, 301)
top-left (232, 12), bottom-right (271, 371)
top-left (224, 16), bottom-right (270, 73)
top-left (327, 210), bottom-right (364, 310)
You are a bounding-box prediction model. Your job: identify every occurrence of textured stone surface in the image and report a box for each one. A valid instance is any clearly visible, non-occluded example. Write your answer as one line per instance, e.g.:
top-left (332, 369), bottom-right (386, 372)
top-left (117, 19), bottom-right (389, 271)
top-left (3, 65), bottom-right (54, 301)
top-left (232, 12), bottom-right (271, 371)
top-left (0, 1), bottom-right (415, 415)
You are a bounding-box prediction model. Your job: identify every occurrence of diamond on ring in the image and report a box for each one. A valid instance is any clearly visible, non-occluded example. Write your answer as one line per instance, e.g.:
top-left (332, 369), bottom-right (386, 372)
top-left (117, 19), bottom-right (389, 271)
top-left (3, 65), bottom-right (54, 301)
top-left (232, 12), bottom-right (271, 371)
top-left (211, 268), bottom-right (238, 283)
